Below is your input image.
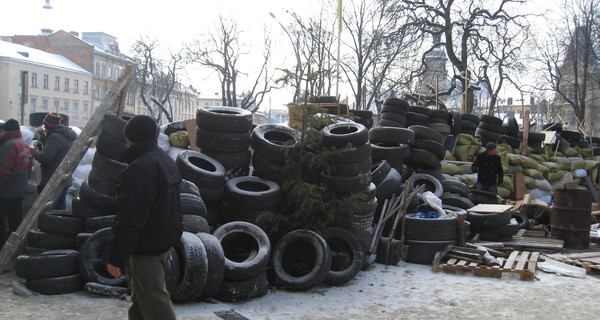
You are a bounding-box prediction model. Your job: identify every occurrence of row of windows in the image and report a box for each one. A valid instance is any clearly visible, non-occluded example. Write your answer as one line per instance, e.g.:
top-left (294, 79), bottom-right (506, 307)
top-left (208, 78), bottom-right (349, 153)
top-left (29, 97), bottom-right (90, 120)
top-left (95, 61), bottom-right (124, 79)
top-left (31, 72), bottom-right (89, 94)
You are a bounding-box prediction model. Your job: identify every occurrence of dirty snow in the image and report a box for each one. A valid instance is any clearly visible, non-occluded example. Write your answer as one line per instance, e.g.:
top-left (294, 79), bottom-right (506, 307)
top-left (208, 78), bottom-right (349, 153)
top-left (1, 261), bottom-right (598, 320)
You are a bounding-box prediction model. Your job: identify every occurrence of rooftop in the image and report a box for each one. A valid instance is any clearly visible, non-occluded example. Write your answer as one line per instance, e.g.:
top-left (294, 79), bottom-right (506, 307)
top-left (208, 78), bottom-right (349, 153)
top-left (0, 40), bottom-right (91, 75)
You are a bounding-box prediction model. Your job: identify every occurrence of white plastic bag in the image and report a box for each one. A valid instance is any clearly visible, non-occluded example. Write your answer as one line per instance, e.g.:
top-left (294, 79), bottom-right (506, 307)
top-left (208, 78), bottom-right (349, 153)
top-left (421, 191), bottom-right (447, 218)
top-left (157, 133), bottom-right (170, 152)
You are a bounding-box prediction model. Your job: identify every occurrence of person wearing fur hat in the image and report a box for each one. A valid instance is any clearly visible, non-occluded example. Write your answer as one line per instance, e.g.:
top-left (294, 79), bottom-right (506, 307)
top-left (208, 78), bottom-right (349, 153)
top-left (107, 115), bottom-right (182, 320)
top-left (34, 112), bottom-right (77, 210)
top-left (471, 142), bottom-right (503, 194)
top-left (0, 119), bottom-right (34, 249)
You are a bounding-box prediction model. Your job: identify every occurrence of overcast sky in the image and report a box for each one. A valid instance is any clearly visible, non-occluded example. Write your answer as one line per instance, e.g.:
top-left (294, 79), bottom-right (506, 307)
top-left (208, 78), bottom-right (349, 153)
top-left (1, 0), bottom-right (563, 110)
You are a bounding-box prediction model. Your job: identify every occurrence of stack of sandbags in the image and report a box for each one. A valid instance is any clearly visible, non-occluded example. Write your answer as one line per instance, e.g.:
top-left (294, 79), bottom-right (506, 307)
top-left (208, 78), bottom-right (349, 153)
top-left (450, 134), bottom-right (483, 162)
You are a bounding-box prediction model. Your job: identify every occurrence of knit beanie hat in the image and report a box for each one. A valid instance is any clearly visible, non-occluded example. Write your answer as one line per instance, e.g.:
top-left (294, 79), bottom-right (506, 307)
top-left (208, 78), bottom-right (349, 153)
top-left (125, 115), bottom-right (158, 143)
top-left (1, 119), bottom-right (20, 132)
top-left (485, 142), bottom-right (497, 151)
top-left (43, 112), bottom-right (62, 128)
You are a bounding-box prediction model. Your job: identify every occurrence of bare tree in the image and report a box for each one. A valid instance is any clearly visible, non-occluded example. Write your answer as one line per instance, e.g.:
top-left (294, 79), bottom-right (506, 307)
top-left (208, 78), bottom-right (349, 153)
top-left (131, 36), bottom-right (184, 123)
top-left (186, 15), bottom-right (276, 112)
top-left (537, 0), bottom-right (600, 132)
top-left (403, 0), bottom-right (530, 113)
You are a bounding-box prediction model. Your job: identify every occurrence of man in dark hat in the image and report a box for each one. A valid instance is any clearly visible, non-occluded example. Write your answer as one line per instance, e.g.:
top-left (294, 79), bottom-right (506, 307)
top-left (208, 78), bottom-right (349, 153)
top-left (0, 119), bottom-right (34, 249)
top-left (471, 142), bottom-right (503, 193)
top-left (34, 112), bottom-right (77, 209)
top-left (107, 115), bottom-right (182, 320)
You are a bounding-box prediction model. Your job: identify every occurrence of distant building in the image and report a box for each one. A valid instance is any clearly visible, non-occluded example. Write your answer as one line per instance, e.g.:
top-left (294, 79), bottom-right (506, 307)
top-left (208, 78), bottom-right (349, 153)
top-left (0, 40), bottom-right (93, 126)
top-left (419, 34), bottom-right (450, 96)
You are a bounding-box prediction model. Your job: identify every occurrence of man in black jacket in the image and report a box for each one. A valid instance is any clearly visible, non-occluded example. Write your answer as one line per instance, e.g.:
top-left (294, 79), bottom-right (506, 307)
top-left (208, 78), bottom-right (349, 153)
top-left (107, 115), bottom-right (182, 320)
top-left (471, 142), bottom-right (503, 193)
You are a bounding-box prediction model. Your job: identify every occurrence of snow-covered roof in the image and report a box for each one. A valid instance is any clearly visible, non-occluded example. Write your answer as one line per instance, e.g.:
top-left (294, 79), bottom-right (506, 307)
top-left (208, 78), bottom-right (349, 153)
top-left (0, 40), bottom-right (91, 75)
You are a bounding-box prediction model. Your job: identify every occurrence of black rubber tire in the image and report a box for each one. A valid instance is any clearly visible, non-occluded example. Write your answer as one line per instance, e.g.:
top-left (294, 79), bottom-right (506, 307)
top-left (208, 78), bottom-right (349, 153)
top-left (450, 112), bottom-right (462, 135)
top-left (461, 113), bottom-right (480, 124)
top-left (201, 149), bottom-right (251, 170)
top-left (405, 149), bottom-right (441, 170)
top-left (162, 120), bottom-right (187, 136)
top-left (405, 240), bottom-right (456, 265)
top-left (430, 109), bottom-right (450, 120)
top-left (84, 215), bottom-right (116, 233)
top-left (272, 229), bottom-right (332, 291)
top-left (326, 142), bottom-right (372, 165)
top-left (406, 112), bottom-right (430, 125)
top-left (370, 142), bottom-right (410, 164)
top-left (404, 214), bottom-right (457, 241)
top-left (380, 111), bottom-right (408, 124)
top-left (370, 160), bottom-right (392, 185)
top-left (507, 117), bottom-right (519, 136)
top-left (377, 118), bottom-right (406, 128)
top-left (460, 120), bottom-right (478, 131)
top-left (26, 274), bottom-right (83, 295)
top-left (180, 193), bottom-right (208, 218)
top-left (100, 114), bottom-right (128, 140)
top-left (87, 169), bottom-right (119, 197)
top-left (176, 150), bottom-right (226, 188)
top-left (84, 282), bottom-right (130, 297)
top-left (501, 135), bottom-right (521, 149)
top-left (251, 154), bottom-right (285, 185)
top-left (429, 117), bottom-right (450, 125)
top-left (180, 179), bottom-right (201, 196)
top-left (195, 233), bottom-right (226, 300)
top-left (213, 221), bottom-right (271, 281)
top-left (91, 152), bottom-right (126, 185)
top-left (164, 247), bottom-right (180, 297)
top-left (38, 210), bottom-right (83, 236)
top-left (469, 192), bottom-right (500, 205)
top-left (75, 232), bottom-right (92, 251)
top-left (349, 109), bottom-right (374, 119)
top-left (196, 106), bottom-right (253, 133)
top-left (485, 220), bottom-right (520, 236)
top-left (542, 123), bottom-right (563, 132)
top-left (27, 229), bottom-right (76, 250)
top-left (213, 271), bottom-right (269, 302)
top-left (412, 138), bottom-right (446, 160)
top-left (79, 228), bottom-right (127, 287)
top-left (441, 195), bottom-right (475, 210)
top-left (321, 227), bottom-right (364, 286)
top-left (441, 180), bottom-right (471, 197)
top-left (383, 97), bottom-right (409, 109)
top-left (331, 156), bottom-right (373, 177)
top-left (172, 232), bottom-right (209, 302)
top-left (79, 180), bottom-right (117, 213)
top-left (408, 125), bottom-right (444, 144)
top-left (224, 176), bottom-right (281, 211)
top-left (182, 215), bottom-right (210, 233)
top-left (322, 171), bottom-right (373, 196)
top-left (322, 122), bottom-right (369, 148)
top-left (428, 123), bottom-right (452, 135)
top-left (95, 131), bottom-right (127, 161)
top-left (477, 121), bottom-right (502, 133)
top-left (479, 114), bottom-right (503, 126)
top-left (250, 124), bottom-right (301, 165)
top-left (511, 211), bottom-right (530, 229)
top-left (369, 127), bottom-right (415, 145)
top-left (478, 230), bottom-right (514, 242)
top-left (72, 197), bottom-right (110, 221)
top-left (196, 128), bottom-right (250, 153)
top-left (15, 250), bottom-right (79, 280)
top-left (380, 104), bottom-right (408, 116)
top-left (528, 131), bottom-right (547, 142)
top-left (475, 127), bottom-right (502, 142)
top-left (407, 173), bottom-right (443, 198)
top-left (375, 168), bottom-right (401, 201)
top-left (408, 106), bottom-right (432, 116)
top-left (468, 210), bottom-right (512, 229)
top-left (218, 200), bottom-right (264, 224)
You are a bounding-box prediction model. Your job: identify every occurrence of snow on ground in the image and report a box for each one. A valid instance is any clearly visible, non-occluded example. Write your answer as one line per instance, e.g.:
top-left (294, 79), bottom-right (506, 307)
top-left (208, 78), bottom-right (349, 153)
top-left (1, 262), bottom-right (598, 320)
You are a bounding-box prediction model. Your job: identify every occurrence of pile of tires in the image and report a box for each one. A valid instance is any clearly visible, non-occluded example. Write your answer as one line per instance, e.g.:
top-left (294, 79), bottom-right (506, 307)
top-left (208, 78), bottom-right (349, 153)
top-left (368, 126), bottom-right (413, 171)
top-left (557, 130), bottom-right (582, 148)
top-left (460, 113), bottom-right (479, 136)
top-left (376, 97), bottom-right (408, 128)
top-left (467, 210), bottom-right (521, 241)
top-left (371, 160), bottom-right (404, 217)
top-left (15, 250), bottom-right (83, 295)
top-left (195, 106), bottom-right (253, 176)
top-left (250, 124), bottom-right (301, 185)
top-left (406, 106), bottom-right (430, 127)
top-left (349, 109), bottom-right (374, 129)
top-left (475, 114), bottom-right (503, 145)
top-left (428, 109), bottom-right (454, 135)
top-left (219, 176), bottom-right (280, 224)
top-left (522, 131), bottom-right (546, 154)
top-left (440, 180), bottom-right (474, 210)
top-left (321, 123), bottom-right (373, 197)
top-left (179, 179), bottom-right (210, 233)
top-left (405, 125), bottom-right (445, 178)
top-left (499, 117), bottom-right (520, 149)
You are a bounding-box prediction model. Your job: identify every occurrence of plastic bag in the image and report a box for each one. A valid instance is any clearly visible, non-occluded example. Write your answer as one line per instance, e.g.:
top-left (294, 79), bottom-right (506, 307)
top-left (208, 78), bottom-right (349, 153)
top-left (157, 133), bottom-right (170, 152)
top-left (421, 191), bottom-right (446, 218)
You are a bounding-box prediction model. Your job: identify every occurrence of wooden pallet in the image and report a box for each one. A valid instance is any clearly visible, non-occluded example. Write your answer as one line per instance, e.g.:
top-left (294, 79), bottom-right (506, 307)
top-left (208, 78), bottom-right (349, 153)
top-left (558, 254), bottom-right (600, 274)
top-left (440, 251), bottom-right (540, 281)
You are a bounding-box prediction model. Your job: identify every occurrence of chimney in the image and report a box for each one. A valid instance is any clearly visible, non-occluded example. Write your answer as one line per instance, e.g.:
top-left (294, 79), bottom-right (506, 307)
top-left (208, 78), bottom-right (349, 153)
top-left (70, 31), bottom-right (80, 37)
top-left (40, 28), bottom-right (53, 35)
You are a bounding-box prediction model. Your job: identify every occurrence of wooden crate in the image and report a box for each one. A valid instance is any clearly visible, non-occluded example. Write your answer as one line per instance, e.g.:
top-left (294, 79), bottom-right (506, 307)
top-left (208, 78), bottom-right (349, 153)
top-left (440, 251), bottom-right (540, 281)
top-left (288, 103), bottom-right (341, 130)
top-left (557, 253), bottom-right (600, 274)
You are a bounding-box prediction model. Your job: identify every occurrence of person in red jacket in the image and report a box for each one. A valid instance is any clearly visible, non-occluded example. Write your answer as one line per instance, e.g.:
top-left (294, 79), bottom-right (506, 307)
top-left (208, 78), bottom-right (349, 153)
top-left (0, 119), bottom-right (34, 249)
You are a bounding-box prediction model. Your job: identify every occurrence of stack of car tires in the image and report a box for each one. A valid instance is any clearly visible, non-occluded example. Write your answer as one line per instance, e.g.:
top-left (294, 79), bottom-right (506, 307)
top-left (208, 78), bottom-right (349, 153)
top-left (428, 109), bottom-right (453, 135)
top-left (220, 176), bottom-right (280, 224)
top-left (350, 109), bottom-right (374, 129)
top-left (195, 107), bottom-right (253, 176)
top-left (376, 98), bottom-right (409, 128)
top-left (16, 249), bottom-right (82, 295)
top-left (467, 210), bottom-right (520, 241)
top-left (403, 210), bottom-right (462, 265)
top-left (500, 117), bottom-right (520, 149)
top-left (475, 115), bottom-right (503, 145)
top-left (368, 126), bottom-right (413, 171)
top-left (405, 125), bottom-right (445, 178)
top-left (460, 113), bottom-right (479, 136)
top-left (406, 106), bottom-right (430, 127)
top-left (250, 124), bottom-right (301, 185)
top-left (440, 180), bottom-right (474, 210)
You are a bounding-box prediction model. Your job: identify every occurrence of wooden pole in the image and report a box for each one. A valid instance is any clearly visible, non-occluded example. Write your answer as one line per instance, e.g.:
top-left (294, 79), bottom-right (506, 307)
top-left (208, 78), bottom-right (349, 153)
top-left (521, 110), bottom-right (530, 155)
top-left (0, 68), bottom-right (133, 271)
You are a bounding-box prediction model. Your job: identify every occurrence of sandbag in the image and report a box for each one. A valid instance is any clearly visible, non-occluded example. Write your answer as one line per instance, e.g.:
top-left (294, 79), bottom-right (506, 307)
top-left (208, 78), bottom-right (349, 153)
top-left (541, 161), bottom-right (560, 171)
top-left (500, 175), bottom-right (514, 191)
top-left (523, 168), bottom-right (543, 180)
top-left (453, 145), bottom-right (472, 162)
top-left (546, 170), bottom-right (569, 182)
top-left (497, 186), bottom-right (511, 198)
top-left (564, 147), bottom-right (578, 157)
top-left (535, 179), bottom-right (552, 192)
top-left (536, 164), bottom-right (550, 175)
top-left (456, 134), bottom-right (473, 145)
top-left (444, 150), bottom-right (456, 161)
top-left (521, 156), bottom-right (539, 169)
top-left (170, 131), bottom-right (190, 148)
top-left (441, 162), bottom-right (461, 175)
top-left (459, 173), bottom-right (477, 187)
top-left (507, 154), bottom-right (524, 166)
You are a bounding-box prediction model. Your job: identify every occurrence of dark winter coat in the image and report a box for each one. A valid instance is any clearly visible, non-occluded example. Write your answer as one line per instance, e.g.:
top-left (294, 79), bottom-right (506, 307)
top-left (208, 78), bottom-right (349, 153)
top-left (0, 131), bottom-right (34, 198)
top-left (471, 151), bottom-right (503, 186)
top-left (34, 126), bottom-right (77, 188)
top-left (108, 140), bottom-right (183, 269)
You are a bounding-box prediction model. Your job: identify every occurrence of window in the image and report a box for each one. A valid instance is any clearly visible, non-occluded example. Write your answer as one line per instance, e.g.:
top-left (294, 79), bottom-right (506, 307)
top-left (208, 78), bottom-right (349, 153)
top-left (74, 80), bottom-right (79, 93)
top-left (95, 62), bottom-right (100, 76)
top-left (94, 85), bottom-right (100, 99)
top-left (43, 74), bottom-right (49, 89)
top-left (54, 76), bottom-right (60, 90)
top-left (63, 101), bottom-right (69, 114)
top-left (42, 99), bottom-right (48, 112)
top-left (31, 73), bottom-right (37, 87)
top-left (83, 81), bottom-right (89, 94)
top-left (64, 78), bottom-right (70, 92)
top-left (30, 97), bottom-right (37, 113)
top-left (53, 100), bottom-right (60, 113)
top-left (205, 102), bottom-right (209, 107)
top-left (83, 103), bottom-right (89, 118)
top-left (101, 63), bottom-right (106, 76)
top-left (108, 66), bottom-right (113, 78)
top-left (73, 102), bottom-right (79, 119)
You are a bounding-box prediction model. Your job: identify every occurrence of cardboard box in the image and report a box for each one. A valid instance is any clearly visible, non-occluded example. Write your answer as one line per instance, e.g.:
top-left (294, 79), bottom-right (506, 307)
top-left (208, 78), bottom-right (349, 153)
top-left (513, 172), bottom-right (526, 200)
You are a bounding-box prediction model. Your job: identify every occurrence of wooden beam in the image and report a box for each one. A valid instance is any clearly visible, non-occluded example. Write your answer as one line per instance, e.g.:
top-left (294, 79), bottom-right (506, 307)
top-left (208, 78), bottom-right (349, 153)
top-left (521, 110), bottom-right (530, 155)
top-left (0, 68), bottom-right (133, 272)
top-left (116, 65), bottom-right (133, 117)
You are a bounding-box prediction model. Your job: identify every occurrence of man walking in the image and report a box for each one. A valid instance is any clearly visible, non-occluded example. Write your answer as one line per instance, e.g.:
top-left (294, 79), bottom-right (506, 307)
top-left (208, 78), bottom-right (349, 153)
top-left (471, 142), bottom-right (503, 193)
top-left (0, 119), bottom-right (34, 249)
top-left (107, 115), bottom-right (182, 320)
top-left (34, 112), bottom-right (77, 209)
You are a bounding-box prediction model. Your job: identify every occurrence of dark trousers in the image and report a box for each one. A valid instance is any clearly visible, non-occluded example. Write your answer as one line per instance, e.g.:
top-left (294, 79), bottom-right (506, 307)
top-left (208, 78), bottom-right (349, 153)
top-left (0, 198), bottom-right (23, 250)
top-left (475, 181), bottom-right (498, 194)
top-left (128, 252), bottom-right (176, 320)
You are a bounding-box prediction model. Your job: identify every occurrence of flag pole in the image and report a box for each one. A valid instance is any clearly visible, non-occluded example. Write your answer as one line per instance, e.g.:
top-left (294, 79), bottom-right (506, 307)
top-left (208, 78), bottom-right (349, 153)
top-left (335, 0), bottom-right (342, 100)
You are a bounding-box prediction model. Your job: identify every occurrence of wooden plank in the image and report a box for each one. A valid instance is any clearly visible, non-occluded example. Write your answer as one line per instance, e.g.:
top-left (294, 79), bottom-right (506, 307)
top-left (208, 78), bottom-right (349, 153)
top-left (528, 252), bottom-right (540, 274)
top-left (469, 204), bottom-right (514, 213)
top-left (515, 251), bottom-right (530, 271)
top-left (504, 251), bottom-right (519, 270)
top-left (0, 68), bottom-right (133, 271)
